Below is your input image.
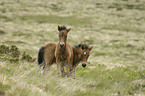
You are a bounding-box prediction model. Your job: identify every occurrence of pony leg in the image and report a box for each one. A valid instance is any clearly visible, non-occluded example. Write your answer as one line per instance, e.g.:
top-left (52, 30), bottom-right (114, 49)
top-left (41, 61), bottom-right (46, 75)
top-left (42, 63), bottom-right (52, 75)
top-left (66, 63), bottom-right (71, 77)
top-left (56, 58), bottom-right (61, 75)
top-left (73, 68), bottom-right (75, 79)
top-left (57, 63), bottom-right (62, 75)
top-left (61, 63), bottom-right (65, 77)
top-left (69, 66), bottom-right (75, 79)
top-left (56, 59), bottom-right (65, 76)
top-left (57, 63), bottom-right (65, 76)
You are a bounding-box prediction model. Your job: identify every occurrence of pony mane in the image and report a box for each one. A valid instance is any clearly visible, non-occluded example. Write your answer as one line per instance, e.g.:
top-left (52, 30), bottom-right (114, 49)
top-left (59, 26), bottom-right (67, 31)
top-left (74, 44), bottom-right (89, 49)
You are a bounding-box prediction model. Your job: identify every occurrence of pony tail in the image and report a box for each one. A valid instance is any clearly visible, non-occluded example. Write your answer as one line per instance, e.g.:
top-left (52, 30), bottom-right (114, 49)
top-left (38, 47), bottom-right (44, 65)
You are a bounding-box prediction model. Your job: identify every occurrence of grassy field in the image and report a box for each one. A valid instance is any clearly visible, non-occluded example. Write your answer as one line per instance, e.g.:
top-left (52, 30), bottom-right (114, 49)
top-left (0, 0), bottom-right (145, 96)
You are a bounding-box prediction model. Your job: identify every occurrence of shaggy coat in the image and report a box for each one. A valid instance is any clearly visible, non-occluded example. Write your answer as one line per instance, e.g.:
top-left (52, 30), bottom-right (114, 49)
top-left (55, 26), bottom-right (73, 76)
top-left (38, 43), bottom-right (56, 74)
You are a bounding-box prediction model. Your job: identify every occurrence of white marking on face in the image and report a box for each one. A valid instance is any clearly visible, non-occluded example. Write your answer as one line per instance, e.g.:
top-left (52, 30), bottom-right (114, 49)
top-left (84, 52), bottom-right (86, 54)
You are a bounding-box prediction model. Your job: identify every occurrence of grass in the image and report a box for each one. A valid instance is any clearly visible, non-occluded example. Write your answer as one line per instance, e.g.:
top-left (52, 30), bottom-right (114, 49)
top-left (0, 0), bottom-right (145, 96)
top-left (20, 15), bottom-right (92, 26)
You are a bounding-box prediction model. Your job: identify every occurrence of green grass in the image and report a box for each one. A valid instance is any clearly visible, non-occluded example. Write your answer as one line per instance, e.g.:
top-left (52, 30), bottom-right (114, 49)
top-left (20, 15), bottom-right (92, 26)
top-left (0, 0), bottom-right (145, 96)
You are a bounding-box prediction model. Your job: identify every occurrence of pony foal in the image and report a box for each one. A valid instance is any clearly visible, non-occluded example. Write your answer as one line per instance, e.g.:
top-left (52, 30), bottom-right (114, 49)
top-left (55, 26), bottom-right (73, 76)
top-left (70, 44), bottom-right (93, 78)
top-left (38, 43), bottom-right (56, 74)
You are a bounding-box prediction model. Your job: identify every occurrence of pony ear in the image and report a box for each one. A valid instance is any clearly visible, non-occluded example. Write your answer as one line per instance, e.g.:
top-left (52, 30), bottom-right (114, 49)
top-left (88, 46), bottom-right (93, 51)
top-left (58, 26), bottom-right (61, 31)
top-left (66, 28), bottom-right (71, 33)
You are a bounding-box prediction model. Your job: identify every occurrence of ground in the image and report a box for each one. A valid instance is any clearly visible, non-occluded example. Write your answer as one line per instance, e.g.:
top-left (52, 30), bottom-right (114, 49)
top-left (0, 0), bottom-right (145, 96)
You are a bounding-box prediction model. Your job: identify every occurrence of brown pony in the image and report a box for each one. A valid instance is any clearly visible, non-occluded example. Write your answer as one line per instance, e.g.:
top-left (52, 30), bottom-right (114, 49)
top-left (70, 44), bottom-right (93, 78)
top-left (38, 43), bottom-right (56, 74)
top-left (55, 26), bottom-right (73, 76)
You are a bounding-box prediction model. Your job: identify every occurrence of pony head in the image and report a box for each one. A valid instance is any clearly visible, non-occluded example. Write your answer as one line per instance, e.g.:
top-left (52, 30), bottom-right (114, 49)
top-left (80, 44), bottom-right (93, 68)
top-left (58, 26), bottom-right (71, 48)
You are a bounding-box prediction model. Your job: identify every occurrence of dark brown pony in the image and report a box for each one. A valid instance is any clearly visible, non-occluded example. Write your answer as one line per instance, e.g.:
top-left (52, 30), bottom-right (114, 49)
top-left (71, 44), bottom-right (93, 78)
top-left (55, 26), bottom-right (73, 76)
top-left (38, 43), bottom-right (56, 74)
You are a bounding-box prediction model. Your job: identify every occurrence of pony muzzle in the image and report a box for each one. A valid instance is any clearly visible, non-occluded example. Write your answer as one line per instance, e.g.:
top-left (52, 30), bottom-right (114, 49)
top-left (82, 63), bottom-right (87, 68)
top-left (60, 42), bottom-right (65, 48)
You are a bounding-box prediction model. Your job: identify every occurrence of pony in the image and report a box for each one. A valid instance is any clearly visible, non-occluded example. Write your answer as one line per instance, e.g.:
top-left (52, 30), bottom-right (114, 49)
top-left (38, 43), bottom-right (56, 74)
top-left (70, 44), bottom-right (93, 78)
top-left (55, 26), bottom-right (73, 76)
